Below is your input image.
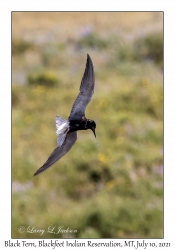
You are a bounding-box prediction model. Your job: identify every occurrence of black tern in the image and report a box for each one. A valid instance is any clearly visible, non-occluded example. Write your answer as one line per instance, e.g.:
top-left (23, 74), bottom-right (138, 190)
top-left (34, 54), bottom-right (96, 176)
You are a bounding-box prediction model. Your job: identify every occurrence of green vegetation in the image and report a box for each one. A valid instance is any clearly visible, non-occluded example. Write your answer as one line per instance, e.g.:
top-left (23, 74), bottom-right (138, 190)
top-left (78, 32), bottom-right (109, 50)
top-left (12, 12), bottom-right (163, 238)
top-left (27, 69), bottom-right (60, 87)
top-left (12, 39), bottom-right (32, 54)
top-left (134, 32), bottom-right (163, 67)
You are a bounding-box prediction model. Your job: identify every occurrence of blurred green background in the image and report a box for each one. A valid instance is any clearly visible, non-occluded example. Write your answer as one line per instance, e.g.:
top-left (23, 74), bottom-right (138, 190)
top-left (12, 12), bottom-right (163, 238)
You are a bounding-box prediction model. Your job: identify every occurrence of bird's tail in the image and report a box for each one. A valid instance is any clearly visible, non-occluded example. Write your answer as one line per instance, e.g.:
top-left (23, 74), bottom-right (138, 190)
top-left (56, 116), bottom-right (69, 147)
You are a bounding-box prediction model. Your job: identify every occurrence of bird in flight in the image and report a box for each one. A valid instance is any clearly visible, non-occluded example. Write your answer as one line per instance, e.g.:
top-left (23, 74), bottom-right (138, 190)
top-left (34, 54), bottom-right (96, 176)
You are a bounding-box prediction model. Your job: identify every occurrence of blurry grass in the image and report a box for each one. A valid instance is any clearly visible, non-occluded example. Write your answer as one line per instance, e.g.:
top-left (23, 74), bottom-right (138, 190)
top-left (12, 12), bottom-right (163, 239)
top-left (12, 39), bottom-right (33, 54)
top-left (134, 32), bottom-right (163, 66)
top-left (77, 32), bottom-right (109, 50)
top-left (27, 69), bottom-right (60, 87)
top-left (118, 32), bottom-right (163, 63)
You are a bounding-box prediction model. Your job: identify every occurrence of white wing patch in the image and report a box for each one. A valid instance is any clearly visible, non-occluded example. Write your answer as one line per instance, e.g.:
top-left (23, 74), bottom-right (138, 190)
top-left (56, 116), bottom-right (69, 147)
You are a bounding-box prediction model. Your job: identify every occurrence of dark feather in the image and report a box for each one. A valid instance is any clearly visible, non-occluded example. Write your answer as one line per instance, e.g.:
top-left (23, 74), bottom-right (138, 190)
top-left (68, 54), bottom-right (94, 121)
top-left (34, 131), bottom-right (77, 176)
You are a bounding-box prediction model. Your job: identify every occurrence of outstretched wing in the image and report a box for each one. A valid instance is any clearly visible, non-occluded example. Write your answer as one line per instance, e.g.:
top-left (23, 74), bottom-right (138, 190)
top-left (34, 131), bottom-right (77, 176)
top-left (68, 54), bottom-right (95, 121)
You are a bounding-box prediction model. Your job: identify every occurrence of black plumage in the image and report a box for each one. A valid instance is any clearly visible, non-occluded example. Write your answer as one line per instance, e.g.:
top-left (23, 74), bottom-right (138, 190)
top-left (69, 54), bottom-right (95, 121)
top-left (34, 54), bottom-right (96, 176)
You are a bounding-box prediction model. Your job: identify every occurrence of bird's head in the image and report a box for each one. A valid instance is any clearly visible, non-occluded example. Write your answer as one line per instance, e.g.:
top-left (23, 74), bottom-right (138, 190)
top-left (87, 119), bottom-right (96, 137)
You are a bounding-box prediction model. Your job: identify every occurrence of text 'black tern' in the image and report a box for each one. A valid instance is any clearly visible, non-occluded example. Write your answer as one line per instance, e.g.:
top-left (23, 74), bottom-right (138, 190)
top-left (34, 54), bottom-right (96, 176)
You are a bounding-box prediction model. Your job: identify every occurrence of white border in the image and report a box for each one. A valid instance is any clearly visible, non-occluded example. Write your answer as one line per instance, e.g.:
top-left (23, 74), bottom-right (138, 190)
top-left (1, 1), bottom-right (175, 249)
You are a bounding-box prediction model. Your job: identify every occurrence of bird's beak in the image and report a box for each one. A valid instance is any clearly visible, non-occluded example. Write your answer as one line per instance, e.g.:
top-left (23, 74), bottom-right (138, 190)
top-left (91, 127), bottom-right (96, 137)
